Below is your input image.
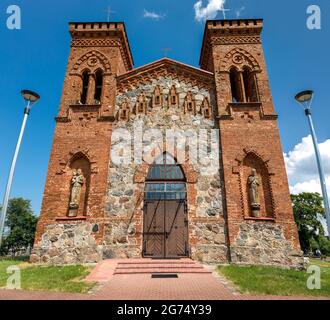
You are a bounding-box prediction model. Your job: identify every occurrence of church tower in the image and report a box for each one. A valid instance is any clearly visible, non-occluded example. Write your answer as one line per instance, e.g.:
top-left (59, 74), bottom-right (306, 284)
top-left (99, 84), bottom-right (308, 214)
top-left (200, 19), bottom-right (302, 265)
top-left (33, 23), bottom-right (133, 263)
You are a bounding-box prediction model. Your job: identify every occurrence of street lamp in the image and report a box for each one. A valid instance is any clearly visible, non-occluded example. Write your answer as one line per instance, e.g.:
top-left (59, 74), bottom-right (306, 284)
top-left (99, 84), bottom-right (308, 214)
top-left (295, 90), bottom-right (330, 237)
top-left (0, 90), bottom-right (40, 247)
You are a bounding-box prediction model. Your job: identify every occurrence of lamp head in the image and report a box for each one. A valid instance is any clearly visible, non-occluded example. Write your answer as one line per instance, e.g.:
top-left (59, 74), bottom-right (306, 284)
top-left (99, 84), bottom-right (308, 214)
top-left (21, 90), bottom-right (40, 106)
top-left (295, 90), bottom-right (314, 110)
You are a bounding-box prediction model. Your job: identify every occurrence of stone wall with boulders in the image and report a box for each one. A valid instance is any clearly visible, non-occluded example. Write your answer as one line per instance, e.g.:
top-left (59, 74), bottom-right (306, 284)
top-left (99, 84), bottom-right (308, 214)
top-left (30, 223), bottom-right (103, 264)
top-left (230, 223), bottom-right (304, 269)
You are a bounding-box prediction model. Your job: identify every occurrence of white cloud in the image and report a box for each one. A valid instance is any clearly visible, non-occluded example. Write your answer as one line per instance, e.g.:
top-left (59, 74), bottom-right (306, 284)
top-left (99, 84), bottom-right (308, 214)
top-left (235, 6), bottom-right (245, 18)
top-left (285, 135), bottom-right (330, 184)
top-left (284, 135), bottom-right (330, 194)
top-left (194, 0), bottom-right (227, 22)
top-left (143, 9), bottom-right (165, 20)
top-left (285, 135), bottom-right (330, 236)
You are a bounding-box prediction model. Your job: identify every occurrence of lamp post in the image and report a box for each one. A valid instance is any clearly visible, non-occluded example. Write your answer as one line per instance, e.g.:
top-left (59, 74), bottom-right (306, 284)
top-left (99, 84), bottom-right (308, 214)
top-left (0, 90), bottom-right (40, 247)
top-left (295, 90), bottom-right (330, 237)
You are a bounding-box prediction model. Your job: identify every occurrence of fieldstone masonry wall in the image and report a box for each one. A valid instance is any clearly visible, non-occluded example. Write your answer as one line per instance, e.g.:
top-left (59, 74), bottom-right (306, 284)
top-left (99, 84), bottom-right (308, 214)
top-left (31, 223), bottom-right (103, 264)
top-left (230, 223), bottom-right (304, 268)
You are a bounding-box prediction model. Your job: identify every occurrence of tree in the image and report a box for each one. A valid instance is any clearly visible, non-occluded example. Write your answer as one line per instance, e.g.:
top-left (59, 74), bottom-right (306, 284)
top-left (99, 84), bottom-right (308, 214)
top-left (0, 198), bottom-right (38, 256)
top-left (291, 192), bottom-right (327, 254)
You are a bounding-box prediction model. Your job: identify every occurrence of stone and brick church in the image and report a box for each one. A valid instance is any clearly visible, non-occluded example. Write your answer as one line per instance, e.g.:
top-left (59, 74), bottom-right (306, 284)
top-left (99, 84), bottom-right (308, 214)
top-left (31, 19), bottom-right (304, 268)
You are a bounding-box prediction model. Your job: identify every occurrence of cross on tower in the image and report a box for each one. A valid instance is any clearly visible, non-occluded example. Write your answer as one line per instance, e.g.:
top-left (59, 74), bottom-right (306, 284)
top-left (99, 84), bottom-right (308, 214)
top-left (105, 6), bottom-right (115, 22)
top-left (161, 48), bottom-right (172, 57)
top-left (220, 3), bottom-right (230, 19)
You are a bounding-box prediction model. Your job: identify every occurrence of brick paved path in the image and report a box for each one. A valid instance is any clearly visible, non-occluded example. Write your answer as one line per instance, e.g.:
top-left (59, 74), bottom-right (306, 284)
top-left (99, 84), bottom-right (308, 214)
top-left (0, 259), bottom-right (328, 300)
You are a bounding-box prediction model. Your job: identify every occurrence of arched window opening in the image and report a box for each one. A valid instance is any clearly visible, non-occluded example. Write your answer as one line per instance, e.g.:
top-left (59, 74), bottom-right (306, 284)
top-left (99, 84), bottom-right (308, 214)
top-left (243, 67), bottom-right (259, 103)
top-left (94, 70), bottom-right (103, 104)
top-left (136, 94), bottom-right (147, 114)
top-left (68, 154), bottom-right (91, 217)
top-left (153, 85), bottom-right (162, 107)
top-left (184, 91), bottom-right (196, 114)
top-left (201, 97), bottom-right (212, 119)
top-left (119, 100), bottom-right (130, 121)
top-left (145, 153), bottom-right (186, 200)
top-left (81, 71), bottom-right (89, 104)
top-left (170, 86), bottom-right (178, 106)
top-left (230, 68), bottom-right (244, 103)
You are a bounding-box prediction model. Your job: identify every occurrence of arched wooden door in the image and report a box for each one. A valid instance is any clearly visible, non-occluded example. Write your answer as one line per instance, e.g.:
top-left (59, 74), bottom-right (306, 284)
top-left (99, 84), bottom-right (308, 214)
top-left (143, 153), bottom-right (189, 258)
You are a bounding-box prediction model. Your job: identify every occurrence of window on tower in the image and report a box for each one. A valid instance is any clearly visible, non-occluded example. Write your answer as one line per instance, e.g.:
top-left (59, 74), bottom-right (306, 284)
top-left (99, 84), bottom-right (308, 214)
top-left (94, 69), bottom-right (103, 104)
top-left (80, 70), bottom-right (89, 104)
top-left (242, 67), bottom-right (259, 103)
top-left (230, 67), bottom-right (244, 103)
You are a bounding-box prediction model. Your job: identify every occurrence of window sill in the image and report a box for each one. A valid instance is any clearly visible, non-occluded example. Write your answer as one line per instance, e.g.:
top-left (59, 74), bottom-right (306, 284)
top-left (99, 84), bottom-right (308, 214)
top-left (70, 104), bottom-right (101, 108)
top-left (244, 217), bottom-right (275, 222)
top-left (55, 216), bottom-right (87, 221)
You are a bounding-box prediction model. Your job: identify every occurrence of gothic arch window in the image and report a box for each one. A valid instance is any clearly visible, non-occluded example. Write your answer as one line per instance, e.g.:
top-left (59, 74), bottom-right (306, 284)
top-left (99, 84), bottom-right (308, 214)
top-left (153, 85), bottom-right (163, 107)
top-left (80, 70), bottom-right (90, 104)
top-left (242, 67), bottom-right (259, 103)
top-left (184, 91), bottom-right (196, 115)
top-left (68, 153), bottom-right (91, 217)
top-left (229, 67), bottom-right (244, 103)
top-left (119, 100), bottom-right (130, 121)
top-left (241, 153), bottom-right (274, 219)
top-left (94, 69), bottom-right (103, 104)
top-left (169, 85), bottom-right (178, 107)
top-left (145, 153), bottom-right (186, 200)
top-left (201, 97), bottom-right (212, 119)
top-left (135, 94), bottom-right (147, 114)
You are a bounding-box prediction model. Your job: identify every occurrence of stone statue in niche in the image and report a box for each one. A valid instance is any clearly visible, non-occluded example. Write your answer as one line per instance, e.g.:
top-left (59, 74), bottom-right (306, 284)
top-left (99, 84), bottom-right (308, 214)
top-left (248, 168), bottom-right (261, 217)
top-left (68, 169), bottom-right (84, 217)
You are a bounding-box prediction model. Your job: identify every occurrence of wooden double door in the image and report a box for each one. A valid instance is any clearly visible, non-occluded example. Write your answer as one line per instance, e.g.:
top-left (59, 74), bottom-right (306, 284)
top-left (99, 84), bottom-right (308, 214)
top-left (143, 199), bottom-right (189, 258)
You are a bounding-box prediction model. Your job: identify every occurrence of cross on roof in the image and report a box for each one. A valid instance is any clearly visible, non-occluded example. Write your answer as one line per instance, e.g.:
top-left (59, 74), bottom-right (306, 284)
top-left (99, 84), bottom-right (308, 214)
top-left (161, 48), bottom-right (172, 57)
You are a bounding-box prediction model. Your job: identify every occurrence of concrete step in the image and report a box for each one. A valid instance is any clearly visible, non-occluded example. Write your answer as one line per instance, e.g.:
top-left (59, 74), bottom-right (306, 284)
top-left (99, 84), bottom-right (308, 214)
top-left (113, 258), bottom-right (211, 275)
top-left (116, 263), bottom-right (203, 269)
top-left (117, 259), bottom-right (195, 265)
top-left (114, 268), bottom-right (211, 275)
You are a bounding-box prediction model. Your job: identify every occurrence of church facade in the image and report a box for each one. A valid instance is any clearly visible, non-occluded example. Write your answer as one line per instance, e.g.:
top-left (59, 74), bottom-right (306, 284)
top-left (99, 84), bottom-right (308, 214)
top-left (31, 19), bottom-right (304, 268)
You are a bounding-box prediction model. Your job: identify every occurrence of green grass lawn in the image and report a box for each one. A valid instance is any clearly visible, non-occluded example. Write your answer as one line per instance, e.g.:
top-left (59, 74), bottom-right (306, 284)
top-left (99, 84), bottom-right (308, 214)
top-left (0, 258), bottom-right (95, 294)
top-left (218, 259), bottom-right (330, 298)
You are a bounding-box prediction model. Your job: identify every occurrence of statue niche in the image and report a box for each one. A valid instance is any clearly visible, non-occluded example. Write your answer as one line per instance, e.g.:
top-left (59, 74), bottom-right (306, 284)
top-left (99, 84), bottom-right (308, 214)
top-left (242, 153), bottom-right (274, 219)
top-left (68, 155), bottom-right (91, 217)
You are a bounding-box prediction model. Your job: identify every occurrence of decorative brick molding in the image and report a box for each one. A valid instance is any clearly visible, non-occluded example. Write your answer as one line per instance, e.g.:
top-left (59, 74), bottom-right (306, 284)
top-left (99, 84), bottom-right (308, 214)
top-left (72, 50), bottom-right (112, 74)
top-left (221, 48), bottom-right (261, 72)
top-left (57, 146), bottom-right (99, 175)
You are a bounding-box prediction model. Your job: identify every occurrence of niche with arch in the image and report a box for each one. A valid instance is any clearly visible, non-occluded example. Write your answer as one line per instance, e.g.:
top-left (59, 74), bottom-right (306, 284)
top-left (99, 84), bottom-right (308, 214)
top-left (240, 152), bottom-right (274, 219)
top-left (67, 153), bottom-right (91, 217)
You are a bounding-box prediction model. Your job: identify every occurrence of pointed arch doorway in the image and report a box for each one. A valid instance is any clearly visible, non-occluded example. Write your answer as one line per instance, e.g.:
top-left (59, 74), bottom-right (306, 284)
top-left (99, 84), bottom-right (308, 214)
top-left (143, 153), bottom-right (189, 258)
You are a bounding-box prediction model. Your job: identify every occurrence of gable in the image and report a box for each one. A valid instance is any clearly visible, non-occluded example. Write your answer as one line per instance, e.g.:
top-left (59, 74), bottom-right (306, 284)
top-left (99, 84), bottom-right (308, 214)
top-left (116, 58), bottom-right (214, 93)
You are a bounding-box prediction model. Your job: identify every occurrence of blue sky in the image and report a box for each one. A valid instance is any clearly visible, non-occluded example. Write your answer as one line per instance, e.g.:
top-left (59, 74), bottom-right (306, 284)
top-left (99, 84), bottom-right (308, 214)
top-left (0, 0), bottom-right (329, 215)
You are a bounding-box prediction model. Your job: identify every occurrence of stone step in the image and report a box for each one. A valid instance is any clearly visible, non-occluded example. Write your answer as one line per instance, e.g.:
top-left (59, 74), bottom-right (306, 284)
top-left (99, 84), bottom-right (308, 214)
top-left (114, 268), bottom-right (211, 275)
top-left (116, 263), bottom-right (204, 269)
top-left (117, 259), bottom-right (195, 265)
top-left (112, 258), bottom-right (210, 275)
